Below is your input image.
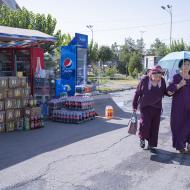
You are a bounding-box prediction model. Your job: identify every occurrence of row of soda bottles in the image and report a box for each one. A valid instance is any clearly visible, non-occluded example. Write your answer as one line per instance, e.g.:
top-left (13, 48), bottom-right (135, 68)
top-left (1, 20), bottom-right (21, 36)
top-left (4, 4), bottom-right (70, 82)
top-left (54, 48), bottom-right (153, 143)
top-left (64, 96), bottom-right (94, 110)
top-left (0, 116), bottom-right (44, 132)
top-left (48, 96), bottom-right (94, 110)
top-left (23, 115), bottom-right (44, 130)
top-left (52, 109), bottom-right (96, 123)
top-left (48, 98), bottom-right (65, 110)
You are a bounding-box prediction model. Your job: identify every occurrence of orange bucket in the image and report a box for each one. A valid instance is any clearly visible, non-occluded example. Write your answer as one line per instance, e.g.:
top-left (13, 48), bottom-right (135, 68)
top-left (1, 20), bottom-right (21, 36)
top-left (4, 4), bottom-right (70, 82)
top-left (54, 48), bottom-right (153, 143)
top-left (105, 106), bottom-right (113, 119)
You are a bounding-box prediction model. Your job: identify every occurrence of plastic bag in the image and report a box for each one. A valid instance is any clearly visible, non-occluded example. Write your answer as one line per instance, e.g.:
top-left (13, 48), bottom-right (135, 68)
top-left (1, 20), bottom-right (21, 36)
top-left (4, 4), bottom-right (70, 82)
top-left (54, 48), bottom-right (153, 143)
top-left (128, 112), bottom-right (138, 135)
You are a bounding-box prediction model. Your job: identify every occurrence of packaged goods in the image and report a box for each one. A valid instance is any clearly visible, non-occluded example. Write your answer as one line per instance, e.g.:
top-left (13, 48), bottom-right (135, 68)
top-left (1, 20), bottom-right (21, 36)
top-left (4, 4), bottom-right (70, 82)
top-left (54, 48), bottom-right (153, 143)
top-left (15, 99), bottom-right (22, 109)
top-left (0, 77), bottom-right (8, 89)
top-left (23, 87), bottom-right (31, 97)
top-left (22, 98), bottom-right (29, 107)
top-left (23, 117), bottom-right (30, 130)
top-left (6, 121), bottom-right (15, 132)
top-left (0, 123), bottom-right (5, 132)
top-left (52, 109), bottom-right (95, 123)
top-left (15, 119), bottom-right (24, 131)
top-left (24, 107), bottom-right (41, 117)
top-left (14, 109), bottom-right (22, 118)
top-left (0, 101), bottom-right (4, 111)
top-left (5, 99), bottom-right (16, 110)
top-left (64, 96), bottom-right (94, 110)
top-left (14, 88), bottom-right (22, 97)
top-left (7, 89), bottom-right (14, 98)
top-left (0, 90), bottom-right (4, 100)
top-left (19, 77), bottom-right (27, 87)
top-left (8, 77), bottom-right (19, 88)
top-left (6, 109), bottom-right (14, 121)
top-left (0, 111), bottom-right (5, 123)
top-left (0, 91), bottom-right (6, 100)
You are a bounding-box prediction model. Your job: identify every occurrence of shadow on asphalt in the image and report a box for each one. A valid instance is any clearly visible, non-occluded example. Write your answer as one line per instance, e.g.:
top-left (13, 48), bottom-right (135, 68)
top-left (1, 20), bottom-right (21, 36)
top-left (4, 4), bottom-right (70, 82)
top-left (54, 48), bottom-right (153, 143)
top-left (150, 148), bottom-right (190, 166)
top-left (0, 95), bottom-right (132, 171)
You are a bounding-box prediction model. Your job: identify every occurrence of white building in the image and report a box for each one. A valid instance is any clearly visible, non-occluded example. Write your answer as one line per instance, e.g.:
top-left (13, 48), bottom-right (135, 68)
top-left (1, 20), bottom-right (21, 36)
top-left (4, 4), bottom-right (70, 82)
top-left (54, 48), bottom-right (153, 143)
top-left (144, 55), bottom-right (161, 70)
top-left (0, 0), bottom-right (19, 10)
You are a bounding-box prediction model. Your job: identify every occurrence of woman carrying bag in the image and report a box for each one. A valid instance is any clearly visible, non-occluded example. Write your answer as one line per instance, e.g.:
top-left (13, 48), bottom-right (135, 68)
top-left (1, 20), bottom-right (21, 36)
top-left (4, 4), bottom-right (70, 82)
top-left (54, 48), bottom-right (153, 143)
top-left (167, 59), bottom-right (190, 153)
top-left (132, 65), bottom-right (167, 150)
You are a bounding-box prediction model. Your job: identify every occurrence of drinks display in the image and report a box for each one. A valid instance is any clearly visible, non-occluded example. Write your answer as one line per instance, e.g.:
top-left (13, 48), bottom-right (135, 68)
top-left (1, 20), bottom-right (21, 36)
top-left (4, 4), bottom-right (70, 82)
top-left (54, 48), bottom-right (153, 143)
top-left (64, 96), bottom-right (94, 110)
top-left (49, 96), bottom-right (96, 124)
top-left (52, 109), bottom-right (96, 123)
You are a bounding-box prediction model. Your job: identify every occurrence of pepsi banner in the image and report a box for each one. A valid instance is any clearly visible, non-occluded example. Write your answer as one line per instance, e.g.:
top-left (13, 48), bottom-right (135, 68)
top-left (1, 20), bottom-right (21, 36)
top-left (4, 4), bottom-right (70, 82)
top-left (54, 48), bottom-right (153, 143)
top-left (60, 45), bottom-right (77, 96)
top-left (69, 33), bottom-right (88, 48)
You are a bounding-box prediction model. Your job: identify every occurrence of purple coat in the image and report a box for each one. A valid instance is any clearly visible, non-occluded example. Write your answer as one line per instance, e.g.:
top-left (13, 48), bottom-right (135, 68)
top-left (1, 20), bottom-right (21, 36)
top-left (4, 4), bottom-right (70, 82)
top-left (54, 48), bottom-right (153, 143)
top-left (167, 74), bottom-right (190, 150)
top-left (133, 76), bottom-right (167, 110)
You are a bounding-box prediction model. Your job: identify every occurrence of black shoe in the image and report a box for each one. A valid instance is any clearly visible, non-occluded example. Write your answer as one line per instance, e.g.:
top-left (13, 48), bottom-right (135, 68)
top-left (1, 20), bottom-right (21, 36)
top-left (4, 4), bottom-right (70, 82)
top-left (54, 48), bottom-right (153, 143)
top-left (140, 139), bottom-right (145, 148)
top-left (147, 144), bottom-right (156, 152)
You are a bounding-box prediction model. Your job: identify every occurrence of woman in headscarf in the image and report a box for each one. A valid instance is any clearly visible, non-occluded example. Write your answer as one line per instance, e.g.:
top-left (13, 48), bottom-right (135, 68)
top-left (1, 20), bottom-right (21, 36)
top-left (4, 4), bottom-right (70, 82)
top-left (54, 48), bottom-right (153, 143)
top-left (132, 65), bottom-right (167, 150)
top-left (167, 59), bottom-right (190, 153)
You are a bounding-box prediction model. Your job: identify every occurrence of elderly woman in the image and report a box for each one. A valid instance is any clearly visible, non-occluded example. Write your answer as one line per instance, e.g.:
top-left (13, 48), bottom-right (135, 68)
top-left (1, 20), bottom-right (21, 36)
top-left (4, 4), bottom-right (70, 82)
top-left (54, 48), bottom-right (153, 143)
top-left (133, 65), bottom-right (166, 150)
top-left (167, 59), bottom-right (190, 153)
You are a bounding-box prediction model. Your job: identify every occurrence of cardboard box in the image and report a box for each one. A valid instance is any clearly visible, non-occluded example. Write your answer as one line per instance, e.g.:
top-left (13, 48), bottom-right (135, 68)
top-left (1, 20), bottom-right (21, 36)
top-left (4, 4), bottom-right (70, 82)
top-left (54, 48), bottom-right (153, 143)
top-left (0, 111), bottom-right (5, 123)
top-left (0, 77), bottom-right (8, 89)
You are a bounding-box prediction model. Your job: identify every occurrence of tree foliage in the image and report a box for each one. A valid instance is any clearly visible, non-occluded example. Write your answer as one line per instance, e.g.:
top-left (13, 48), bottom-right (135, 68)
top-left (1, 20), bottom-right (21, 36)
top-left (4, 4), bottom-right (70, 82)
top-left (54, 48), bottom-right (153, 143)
top-left (168, 39), bottom-right (186, 52)
top-left (128, 52), bottom-right (142, 77)
top-left (148, 38), bottom-right (168, 56)
top-left (0, 5), bottom-right (57, 35)
top-left (87, 41), bottom-right (99, 65)
top-left (98, 46), bottom-right (113, 63)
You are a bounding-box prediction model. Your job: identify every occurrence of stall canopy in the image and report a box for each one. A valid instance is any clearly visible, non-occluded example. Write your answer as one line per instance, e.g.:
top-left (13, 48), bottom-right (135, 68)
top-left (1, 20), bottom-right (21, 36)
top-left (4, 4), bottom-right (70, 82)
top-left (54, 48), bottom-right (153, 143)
top-left (0, 25), bottom-right (57, 48)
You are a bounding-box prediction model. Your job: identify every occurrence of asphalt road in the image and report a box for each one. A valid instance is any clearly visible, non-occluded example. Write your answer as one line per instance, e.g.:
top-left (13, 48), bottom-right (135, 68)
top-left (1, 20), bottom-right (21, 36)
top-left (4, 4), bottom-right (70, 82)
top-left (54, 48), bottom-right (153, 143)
top-left (0, 90), bottom-right (190, 190)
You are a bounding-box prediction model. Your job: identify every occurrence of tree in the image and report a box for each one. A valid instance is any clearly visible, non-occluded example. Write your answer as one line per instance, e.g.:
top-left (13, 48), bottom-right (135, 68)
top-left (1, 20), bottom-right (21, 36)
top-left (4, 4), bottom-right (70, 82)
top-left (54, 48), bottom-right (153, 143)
top-left (168, 39), bottom-right (186, 52)
top-left (111, 42), bottom-right (119, 62)
top-left (0, 5), bottom-right (57, 35)
top-left (98, 46), bottom-right (113, 63)
top-left (128, 52), bottom-right (142, 77)
top-left (87, 41), bottom-right (99, 65)
top-left (54, 30), bottom-right (71, 53)
top-left (148, 38), bottom-right (168, 56)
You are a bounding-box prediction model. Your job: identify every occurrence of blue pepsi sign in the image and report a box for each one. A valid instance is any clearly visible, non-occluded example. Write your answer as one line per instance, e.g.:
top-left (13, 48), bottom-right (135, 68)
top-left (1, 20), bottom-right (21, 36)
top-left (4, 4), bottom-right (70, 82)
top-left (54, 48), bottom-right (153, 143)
top-left (69, 33), bottom-right (88, 48)
top-left (60, 45), bottom-right (76, 96)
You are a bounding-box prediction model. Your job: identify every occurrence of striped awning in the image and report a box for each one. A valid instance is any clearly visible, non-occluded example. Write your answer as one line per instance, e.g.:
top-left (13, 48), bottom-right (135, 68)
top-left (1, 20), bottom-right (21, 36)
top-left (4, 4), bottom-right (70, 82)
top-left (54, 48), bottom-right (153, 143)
top-left (0, 25), bottom-right (57, 48)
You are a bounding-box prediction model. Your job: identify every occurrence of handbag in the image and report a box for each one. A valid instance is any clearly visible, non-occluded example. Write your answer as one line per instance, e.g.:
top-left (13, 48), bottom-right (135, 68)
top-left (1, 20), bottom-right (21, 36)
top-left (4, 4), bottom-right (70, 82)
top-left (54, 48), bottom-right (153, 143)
top-left (128, 112), bottom-right (138, 135)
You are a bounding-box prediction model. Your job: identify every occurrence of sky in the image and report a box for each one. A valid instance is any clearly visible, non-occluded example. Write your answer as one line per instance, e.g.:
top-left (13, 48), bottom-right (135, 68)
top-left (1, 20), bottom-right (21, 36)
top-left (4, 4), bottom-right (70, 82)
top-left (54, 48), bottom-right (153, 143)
top-left (16, 0), bottom-right (190, 48)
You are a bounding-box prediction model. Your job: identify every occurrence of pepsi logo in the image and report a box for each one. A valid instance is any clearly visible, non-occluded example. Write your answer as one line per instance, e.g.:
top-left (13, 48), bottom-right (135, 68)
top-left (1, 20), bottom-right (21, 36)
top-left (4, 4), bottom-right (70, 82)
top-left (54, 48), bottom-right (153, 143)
top-left (64, 58), bottom-right (72, 68)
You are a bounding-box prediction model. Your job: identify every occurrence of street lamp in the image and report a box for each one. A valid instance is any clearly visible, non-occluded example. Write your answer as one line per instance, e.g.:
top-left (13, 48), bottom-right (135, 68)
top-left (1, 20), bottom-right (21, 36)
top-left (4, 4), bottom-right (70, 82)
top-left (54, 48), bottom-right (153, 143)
top-left (86, 25), bottom-right (93, 43)
top-left (161, 4), bottom-right (172, 47)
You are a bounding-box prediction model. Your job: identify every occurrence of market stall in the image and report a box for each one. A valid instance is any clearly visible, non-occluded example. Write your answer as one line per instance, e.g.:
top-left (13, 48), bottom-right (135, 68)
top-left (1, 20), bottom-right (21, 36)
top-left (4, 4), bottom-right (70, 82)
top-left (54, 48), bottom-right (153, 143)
top-left (0, 25), bottom-right (56, 132)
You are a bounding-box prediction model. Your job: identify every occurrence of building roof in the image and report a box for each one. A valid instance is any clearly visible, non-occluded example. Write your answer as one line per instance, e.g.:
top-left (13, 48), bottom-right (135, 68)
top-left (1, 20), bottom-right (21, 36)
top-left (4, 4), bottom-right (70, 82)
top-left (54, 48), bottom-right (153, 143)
top-left (0, 25), bottom-right (57, 48)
